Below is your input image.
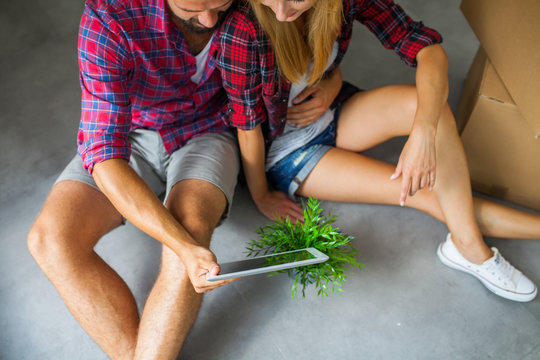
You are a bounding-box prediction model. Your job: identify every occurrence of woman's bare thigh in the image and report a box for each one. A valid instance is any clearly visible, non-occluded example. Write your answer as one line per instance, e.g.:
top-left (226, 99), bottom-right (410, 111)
top-left (336, 84), bottom-right (418, 152)
top-left (296, 148), bottom-right (444, 221)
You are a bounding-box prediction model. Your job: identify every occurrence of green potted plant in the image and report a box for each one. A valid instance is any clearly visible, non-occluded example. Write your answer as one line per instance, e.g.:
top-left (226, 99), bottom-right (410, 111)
top-left (247, 197), bottom-right (363, 297)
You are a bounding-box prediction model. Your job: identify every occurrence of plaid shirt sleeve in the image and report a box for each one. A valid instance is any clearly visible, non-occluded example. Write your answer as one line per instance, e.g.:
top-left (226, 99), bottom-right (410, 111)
top-left (217, 8), bottom-right (268, 130)
top-left (354, 0), bottom-right (442, 67)
top-left (77, 2), bottom-right (133, 173)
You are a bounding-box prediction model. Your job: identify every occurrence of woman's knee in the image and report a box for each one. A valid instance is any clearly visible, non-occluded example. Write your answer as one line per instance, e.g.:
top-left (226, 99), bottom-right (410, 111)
top-left (397, 84), bottom-right (419, 115)
top-left (438, 103), bottom-right (459, 132)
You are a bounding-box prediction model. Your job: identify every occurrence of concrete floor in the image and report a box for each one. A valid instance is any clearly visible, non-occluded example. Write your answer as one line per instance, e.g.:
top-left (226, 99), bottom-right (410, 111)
top-left (1, 0), bottom-right (539, 359)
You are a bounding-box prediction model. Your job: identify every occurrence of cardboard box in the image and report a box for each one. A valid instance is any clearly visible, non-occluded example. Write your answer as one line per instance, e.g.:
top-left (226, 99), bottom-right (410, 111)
top-left (459, 48), bottom-right (540, 211)
top-left (461, 0), bottom-right (540, 138)
top-left (455, 43), bottom-right (487, 133)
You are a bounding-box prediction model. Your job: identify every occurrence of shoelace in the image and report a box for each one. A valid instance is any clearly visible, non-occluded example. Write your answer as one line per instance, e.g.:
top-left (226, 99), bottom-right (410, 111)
top-left (484, 250), bottom-right (516, 286)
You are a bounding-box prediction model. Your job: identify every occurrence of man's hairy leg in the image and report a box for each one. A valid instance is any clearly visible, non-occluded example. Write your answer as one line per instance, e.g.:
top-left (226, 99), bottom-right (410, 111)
top-left (27, 181), bottom-right (139, 360)
top-left (134, 179), bottom-right (227, 360)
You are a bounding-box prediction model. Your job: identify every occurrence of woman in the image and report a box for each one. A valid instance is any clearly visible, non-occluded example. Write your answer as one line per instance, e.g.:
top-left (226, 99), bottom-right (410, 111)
top-left (217, 0), bottom-right (539, 301)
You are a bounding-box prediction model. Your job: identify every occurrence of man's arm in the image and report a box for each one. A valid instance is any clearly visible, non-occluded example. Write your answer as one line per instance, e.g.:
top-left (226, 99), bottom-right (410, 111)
top-left (286, 66), bottom-right (343, 127)
top-left (76, 3), bottom-right (237, 293)
top-left (92, 158), bottom-right (234, 293)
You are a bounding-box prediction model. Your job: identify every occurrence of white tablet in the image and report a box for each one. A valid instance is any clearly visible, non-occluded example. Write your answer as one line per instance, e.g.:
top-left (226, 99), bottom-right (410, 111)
top-left (206, 247), bottom-right (329, 281)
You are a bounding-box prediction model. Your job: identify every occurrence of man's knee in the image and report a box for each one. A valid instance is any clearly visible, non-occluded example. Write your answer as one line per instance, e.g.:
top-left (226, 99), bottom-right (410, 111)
top-left (27, 221), bottom-right (66, 270)
top-left (174, 212), bottom-right (216, 247)
top-left (28, 181), bottom-right (122, 269)
top-left (27, 223), bottom-right (44, 261)
top-left (166, 180), bottom-right (227, 244)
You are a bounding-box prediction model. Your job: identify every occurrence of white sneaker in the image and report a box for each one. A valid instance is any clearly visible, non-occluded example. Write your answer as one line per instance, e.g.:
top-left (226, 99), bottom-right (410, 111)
top-left (437, 233), bottom-right (537, 302)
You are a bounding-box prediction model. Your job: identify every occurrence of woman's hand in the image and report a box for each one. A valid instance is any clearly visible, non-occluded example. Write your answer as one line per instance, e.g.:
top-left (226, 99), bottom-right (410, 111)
top-left (236, 127), bottom-right (304, 223)
top-left (255, 190), bottom-right (304, 223)
top-left (391, 44), bottom-right (448, 206)
top-left (287, 67), bottom-right (342, 127)
top-left (391, 124), bottom-right (436, 206)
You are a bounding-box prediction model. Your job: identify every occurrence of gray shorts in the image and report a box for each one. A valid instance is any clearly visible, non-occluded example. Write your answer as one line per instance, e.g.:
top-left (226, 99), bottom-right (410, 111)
top-left (56, 129), bottom-right (240, 220)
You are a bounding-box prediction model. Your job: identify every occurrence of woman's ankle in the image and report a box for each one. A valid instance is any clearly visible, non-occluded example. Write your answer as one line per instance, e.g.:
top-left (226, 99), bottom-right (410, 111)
top-left (450, 232), bottom-right (493, 264)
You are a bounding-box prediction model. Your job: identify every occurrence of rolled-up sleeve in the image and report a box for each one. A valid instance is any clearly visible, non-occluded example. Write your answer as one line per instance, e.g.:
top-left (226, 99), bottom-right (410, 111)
top-left (77, 3), bottom-right (133, 173)
top-left (355, 0), bottom-right (442, 67)
top-left (218, 11), bottom-right (267, 130)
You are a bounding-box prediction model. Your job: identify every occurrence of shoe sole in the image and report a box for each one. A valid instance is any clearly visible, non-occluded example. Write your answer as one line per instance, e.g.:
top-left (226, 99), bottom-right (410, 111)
top-left (437, 243), bottom-right (537, 302)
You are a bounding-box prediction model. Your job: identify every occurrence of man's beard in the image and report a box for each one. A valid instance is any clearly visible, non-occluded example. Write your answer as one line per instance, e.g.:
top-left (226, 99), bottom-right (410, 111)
top-left (173, 9), bottom-right (229, 34)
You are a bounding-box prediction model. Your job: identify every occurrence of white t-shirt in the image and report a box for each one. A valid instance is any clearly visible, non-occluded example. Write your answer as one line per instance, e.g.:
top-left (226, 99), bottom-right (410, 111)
top-left (190, 35), bottom-right (213, 84)
top-left (266, 41), bottom-right (339, 170)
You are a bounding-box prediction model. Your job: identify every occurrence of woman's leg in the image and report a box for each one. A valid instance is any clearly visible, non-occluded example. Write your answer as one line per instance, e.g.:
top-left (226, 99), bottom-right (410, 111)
top-left (297, 85), bottom-right (540, 262)
top-left (296, 147), bottom-right (540, 239)
top-left (340, 84), bottom-right (482, 263)
top-left (472, 198), bottom-right (540, 239)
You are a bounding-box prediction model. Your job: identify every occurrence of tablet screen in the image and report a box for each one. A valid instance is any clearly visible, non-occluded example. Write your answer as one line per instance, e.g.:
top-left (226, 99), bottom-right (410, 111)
top-left (218, 249), bottom-right (316, 274)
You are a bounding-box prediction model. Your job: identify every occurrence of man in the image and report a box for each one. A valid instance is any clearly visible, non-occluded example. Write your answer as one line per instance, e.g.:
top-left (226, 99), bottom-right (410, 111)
top-left (27, 0), bottom-right (239, 358)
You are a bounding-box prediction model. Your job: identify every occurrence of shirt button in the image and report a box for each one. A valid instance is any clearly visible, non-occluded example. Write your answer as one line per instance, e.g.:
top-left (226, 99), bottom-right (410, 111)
top-left (282, 99), bottom-right (287, 103)
top-left (281, 118), bottom-right (286, 123)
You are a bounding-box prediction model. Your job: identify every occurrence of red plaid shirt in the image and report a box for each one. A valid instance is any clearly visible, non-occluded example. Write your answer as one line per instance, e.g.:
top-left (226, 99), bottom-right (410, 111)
top-left (77, 0), bottom-right (231, 172)
top-left (218, 0), bottom-right (442, 143)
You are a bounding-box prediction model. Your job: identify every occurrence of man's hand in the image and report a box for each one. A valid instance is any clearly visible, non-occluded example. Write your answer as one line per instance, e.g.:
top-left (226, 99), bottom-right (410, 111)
top-left (255, 190), bottom-right (304, 223)
top-left (287, 67), bottom-right (343, 127)
top-left (182, 244), bottom-right (238, 293)
top-left (390, 125), bottom-right (436, 206)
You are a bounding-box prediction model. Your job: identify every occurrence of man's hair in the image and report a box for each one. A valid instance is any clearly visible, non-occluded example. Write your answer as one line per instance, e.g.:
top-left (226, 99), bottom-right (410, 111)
top-left (171, 7), bottom-right (231, 34)
top-left (249, 0), bottom-right (342, 85)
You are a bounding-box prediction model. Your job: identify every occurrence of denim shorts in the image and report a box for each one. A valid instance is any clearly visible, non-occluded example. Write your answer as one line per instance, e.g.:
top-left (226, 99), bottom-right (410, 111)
top-left (267, 82), bottom-right (361, 198)
top-left (267, 109), bottom-right (339, 198)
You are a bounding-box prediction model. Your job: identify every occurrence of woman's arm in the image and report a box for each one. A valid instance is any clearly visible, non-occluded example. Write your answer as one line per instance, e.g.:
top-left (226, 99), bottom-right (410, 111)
top-left (217, 11), bottom-right (303, 221)
top-left (237, 125), bottom-right (304, 222)
top-left (391, 44), bottom-right (449, 205)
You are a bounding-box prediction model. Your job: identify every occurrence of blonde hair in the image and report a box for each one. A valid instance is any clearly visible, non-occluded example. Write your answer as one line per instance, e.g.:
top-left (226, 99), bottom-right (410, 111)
top-left (250, 0), bottom-right (342, 85)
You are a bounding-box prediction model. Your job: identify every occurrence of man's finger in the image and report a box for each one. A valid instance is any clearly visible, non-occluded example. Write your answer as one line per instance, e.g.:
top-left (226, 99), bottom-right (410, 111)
top-left (287, 103), bottom-right (312, 115)
top-left (287, 100), bottom-right (321, 116)
top-left (209, 277), bottom-right (239, 288)
top-left (287, 108), bottom-right (325, 125)
top-left (196, 274), bottom-right (239, 293)
top-left (293, 86), bottom-right (318, 104)
top-left (209, 264), bottom-right (220, 276)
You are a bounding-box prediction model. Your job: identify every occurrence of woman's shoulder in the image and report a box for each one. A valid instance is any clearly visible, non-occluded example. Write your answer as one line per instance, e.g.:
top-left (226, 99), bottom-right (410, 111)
top-left (342, 0), bottom-right (381, 16)
top-left (221, 1), bottom-right (261, 40)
